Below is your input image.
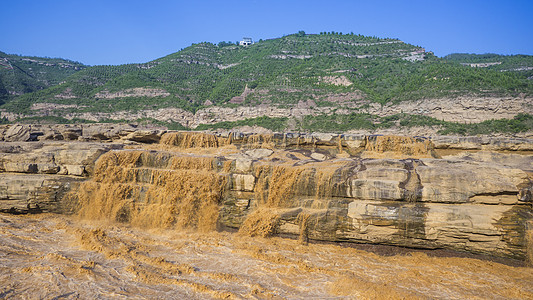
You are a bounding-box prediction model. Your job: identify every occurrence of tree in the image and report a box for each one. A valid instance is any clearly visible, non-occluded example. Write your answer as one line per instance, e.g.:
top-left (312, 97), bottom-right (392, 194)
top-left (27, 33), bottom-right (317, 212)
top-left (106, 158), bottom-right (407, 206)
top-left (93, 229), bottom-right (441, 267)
top-left (218, 41), bottom-right (233, 48)
top-left (297, 30), bottom-right (305, 37)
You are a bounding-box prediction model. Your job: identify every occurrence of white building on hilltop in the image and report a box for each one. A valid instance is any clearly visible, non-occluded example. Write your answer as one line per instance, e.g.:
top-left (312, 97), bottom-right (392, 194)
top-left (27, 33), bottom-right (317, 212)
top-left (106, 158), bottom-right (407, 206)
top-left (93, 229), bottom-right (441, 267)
top-left (239, 37), bottom-right (253, 46)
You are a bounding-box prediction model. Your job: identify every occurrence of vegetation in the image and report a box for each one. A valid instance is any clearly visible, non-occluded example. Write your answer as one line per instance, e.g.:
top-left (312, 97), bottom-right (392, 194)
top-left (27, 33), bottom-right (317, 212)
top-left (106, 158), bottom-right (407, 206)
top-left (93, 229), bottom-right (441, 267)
top-left (196, 113), bottom-right (533, 135)
top-left (195, 116), bottom-right (288, 132)
top-left (444, 53), bottom-right (533, 79)
top-left (218, 41), bottom-right (236, 48)
top-left (437, 113), bottom-right (533, 135)
top-left (1, 32), bottom-right (532, 135)
top-left (3, 33), bottom-right (532, 115)
top-left (0, 51), bottom-right (86, 105)
top-left (8, 116), bottom-right (96, 124)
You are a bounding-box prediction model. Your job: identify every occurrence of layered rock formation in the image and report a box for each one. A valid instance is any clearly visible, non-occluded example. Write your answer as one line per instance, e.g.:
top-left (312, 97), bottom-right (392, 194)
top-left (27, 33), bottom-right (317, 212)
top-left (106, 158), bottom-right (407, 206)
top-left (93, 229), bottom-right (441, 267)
top-left (4, 96), bottom-right (531, 127)
top-left (0, 141), bottom-right (123, 213)
top-left (0, 123), bottom-right (166, 143)
top-left (1, 125), bottom-right (532, 260)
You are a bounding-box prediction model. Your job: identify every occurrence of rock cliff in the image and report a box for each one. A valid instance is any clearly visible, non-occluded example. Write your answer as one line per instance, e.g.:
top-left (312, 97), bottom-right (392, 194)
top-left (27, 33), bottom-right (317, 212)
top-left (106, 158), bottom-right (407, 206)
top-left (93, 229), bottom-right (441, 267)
top-left (0, 125), bottom-right (532, 260)
top-left (5, 96), bottom-right (531, 127)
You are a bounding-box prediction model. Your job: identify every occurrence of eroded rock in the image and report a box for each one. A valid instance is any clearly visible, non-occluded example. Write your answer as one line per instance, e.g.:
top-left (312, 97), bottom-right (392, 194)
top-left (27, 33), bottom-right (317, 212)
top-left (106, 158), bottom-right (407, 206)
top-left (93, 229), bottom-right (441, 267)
top-left (1, 130), bottom-right (532, 260)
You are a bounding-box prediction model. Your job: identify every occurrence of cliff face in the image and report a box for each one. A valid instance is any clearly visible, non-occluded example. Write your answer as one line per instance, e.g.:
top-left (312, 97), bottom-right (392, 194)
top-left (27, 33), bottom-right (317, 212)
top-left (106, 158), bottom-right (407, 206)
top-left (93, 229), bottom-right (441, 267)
top-left (4, 96), bottom-right (531, 128)
top-left (0, 125), bottom-right (532, 260)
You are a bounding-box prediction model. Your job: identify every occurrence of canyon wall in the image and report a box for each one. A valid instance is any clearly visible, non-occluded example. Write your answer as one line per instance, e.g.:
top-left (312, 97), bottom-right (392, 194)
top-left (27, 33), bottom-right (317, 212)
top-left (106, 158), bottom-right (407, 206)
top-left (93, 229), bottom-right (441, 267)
top-left (0, 125), bottom-right (532, 260)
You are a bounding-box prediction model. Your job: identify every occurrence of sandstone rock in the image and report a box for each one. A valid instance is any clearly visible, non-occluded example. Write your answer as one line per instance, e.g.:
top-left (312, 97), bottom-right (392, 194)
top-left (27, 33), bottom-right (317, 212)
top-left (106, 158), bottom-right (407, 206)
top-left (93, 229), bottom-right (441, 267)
top-left (6, 94), bottom-right (533, 131)
top-left (3, 162), bottom-right (38, 173)
top-left (81, 124), bottom-right (138, 140)
top-left (245, 149), bottom-right (273, 159)
top-left (312, 133), bottom-right (336, 143)
top-left (416, 159), bottom-right (529, 203)
top-left (310, 153), bottom-right (327, 161)
top-left (235, 158), bottom-right (253, 173)
top-left (1, 151), bottom-right (55, 172)
top-left (38, 131), bottom-right (64, 141)
top-left (1, 129), bottom-right (532, 260)
top-left (0, 142), bottom-right (120, 177)
top-left (342, 199), bottom-right (530, 257)
top-left (432, 136), bottom-right (533, 151)
top-left (60, 128), bottom-right (82, 140)
top-left (3, 125), bottom-right (32, 142)
top-left (432, 136), bottom-right (484, 150)
top-left (357, 168), bottom-right (408, 182)
top-left (61, 165), bottom-right (85, 176)
top-left (0, 173), bottom-right (84, 213)
top-left (363, 159), bottom-right (406, 169)
top-left (348, 179), bottom-right (404, 200)
top-left (232, 174), bottom-right (255, 192)
top-left (54, 145), bottom-right (111, 166)
top-left (37, 164), bottom-right (60, 174)
top-left (374, 97), bottom-right (533, 123)
top-left (469, 194), bottom-right (519, 205)
top-left (124, 130), bottom-right (165, 143)
top-left (343, 138), bottom-right (365, 150)
top-left (0, 143), bottom-right (24, 153)
top-left (444, 151), bottom-right (533, 172)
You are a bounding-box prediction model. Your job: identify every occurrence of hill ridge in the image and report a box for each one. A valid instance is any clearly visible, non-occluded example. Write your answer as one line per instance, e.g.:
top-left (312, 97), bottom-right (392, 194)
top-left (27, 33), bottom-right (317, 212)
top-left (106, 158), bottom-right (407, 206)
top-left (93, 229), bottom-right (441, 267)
top-left (1, 32), bottom-right (532, 134)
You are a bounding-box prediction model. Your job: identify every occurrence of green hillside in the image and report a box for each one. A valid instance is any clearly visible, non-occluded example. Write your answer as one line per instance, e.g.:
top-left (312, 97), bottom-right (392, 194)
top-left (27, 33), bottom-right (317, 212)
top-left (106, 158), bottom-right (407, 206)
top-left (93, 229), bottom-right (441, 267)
top-left (4, 32), bottom-right (532, 114)
top-left (0, 51), bottom-right (86, 105)
top-left (443, 53), bottom-right (533, 79)
top-left (1, 32), bottom-right (532, 135)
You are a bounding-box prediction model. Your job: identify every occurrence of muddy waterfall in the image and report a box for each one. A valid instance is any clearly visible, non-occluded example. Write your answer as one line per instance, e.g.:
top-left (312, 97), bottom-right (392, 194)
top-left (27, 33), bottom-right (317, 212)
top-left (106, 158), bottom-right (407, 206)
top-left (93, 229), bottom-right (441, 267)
top-left (1, 125), bottom-right (533, 298)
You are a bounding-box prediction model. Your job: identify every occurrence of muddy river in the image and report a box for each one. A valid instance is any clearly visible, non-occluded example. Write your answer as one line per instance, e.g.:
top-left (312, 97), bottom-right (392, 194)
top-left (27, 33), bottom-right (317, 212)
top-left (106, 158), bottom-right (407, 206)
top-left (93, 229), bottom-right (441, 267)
top-left (1, 213), bottom-right (531, 299)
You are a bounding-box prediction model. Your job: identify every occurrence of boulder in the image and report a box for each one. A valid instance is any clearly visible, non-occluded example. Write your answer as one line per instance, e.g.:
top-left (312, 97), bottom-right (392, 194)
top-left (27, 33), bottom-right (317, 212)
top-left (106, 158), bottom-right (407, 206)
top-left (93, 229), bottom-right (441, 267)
top-left (416, 159), bottom-right (530, 203)
top-left (3, 125), bottom-right (32, 142)
top-left (81, 124), bottom-right (138, 140)
top-left (235, 157), bottom-right (253, 173)
top-left (245, 149), bottom-right (273, 159)
top-left (60, 165), bottom-right (86, 176)
top-left (310, 152), bottom-right (327, 161)
top-left (60, 128), bottom-right (82, 140)
top-left (0, 173), bottom-right (85, 213)
top-left (232, 174), bottom-right (255, 192)
top-left (3, 162), bottom-right (38, 173)
top-left (124, 130), bottom-right (165, 143)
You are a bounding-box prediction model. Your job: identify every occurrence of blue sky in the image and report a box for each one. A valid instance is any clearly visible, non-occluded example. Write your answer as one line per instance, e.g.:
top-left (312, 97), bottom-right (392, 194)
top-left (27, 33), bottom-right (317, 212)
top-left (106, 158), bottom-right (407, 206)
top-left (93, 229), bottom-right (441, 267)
top-left (1, 0), bottom-right (532, 65)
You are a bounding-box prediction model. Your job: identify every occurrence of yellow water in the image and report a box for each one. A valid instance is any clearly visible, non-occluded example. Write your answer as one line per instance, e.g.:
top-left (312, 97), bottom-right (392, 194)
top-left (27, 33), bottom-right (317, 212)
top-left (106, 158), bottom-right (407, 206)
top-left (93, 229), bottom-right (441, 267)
top-left (159, 132), bottom-right (277, 150)
top-left (526, 221), bottom-right (533, 267)
top-left (160, 132), bottom-right (228, 148)
top-left (1, 213), bottom-right (531, 299)
top-left (72, 151), bottom-right (227, 232)
top-left (363, 135), bottom-right (438, 158)
top-left (3, 133), bottom-right (532, 298)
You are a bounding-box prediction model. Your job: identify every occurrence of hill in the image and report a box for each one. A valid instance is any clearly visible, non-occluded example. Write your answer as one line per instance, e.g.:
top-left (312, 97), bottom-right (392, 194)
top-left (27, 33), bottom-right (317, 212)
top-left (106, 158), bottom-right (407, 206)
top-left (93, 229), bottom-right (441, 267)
top-left (443, 53), bottom-right (533, 79)
top-left (0, 51), bottom-right (86, 105)
top-left (1, 32), bottom-right (532, 134)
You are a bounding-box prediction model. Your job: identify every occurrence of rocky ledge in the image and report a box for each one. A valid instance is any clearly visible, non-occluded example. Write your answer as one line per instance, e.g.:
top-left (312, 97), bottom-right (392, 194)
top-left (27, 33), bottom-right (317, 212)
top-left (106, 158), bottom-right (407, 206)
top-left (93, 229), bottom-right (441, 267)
top-left (0, 125), bottom-right (532, 260)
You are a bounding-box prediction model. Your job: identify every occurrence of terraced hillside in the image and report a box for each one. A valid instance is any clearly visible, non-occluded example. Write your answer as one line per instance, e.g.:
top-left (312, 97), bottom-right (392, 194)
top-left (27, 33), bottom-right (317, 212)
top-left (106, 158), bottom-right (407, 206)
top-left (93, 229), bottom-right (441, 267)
top-left (1, 33), bottom-right (532, 133)
top-left (0, 51), bottom-right (86, 104)
top-left (444, 53), bottom-right (533, 79)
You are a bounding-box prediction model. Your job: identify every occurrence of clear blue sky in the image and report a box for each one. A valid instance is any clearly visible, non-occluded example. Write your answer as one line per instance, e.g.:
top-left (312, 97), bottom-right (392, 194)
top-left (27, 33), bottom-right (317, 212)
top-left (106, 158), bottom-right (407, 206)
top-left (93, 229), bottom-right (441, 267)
top-left (1, 0), bottom-right (532, 66)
